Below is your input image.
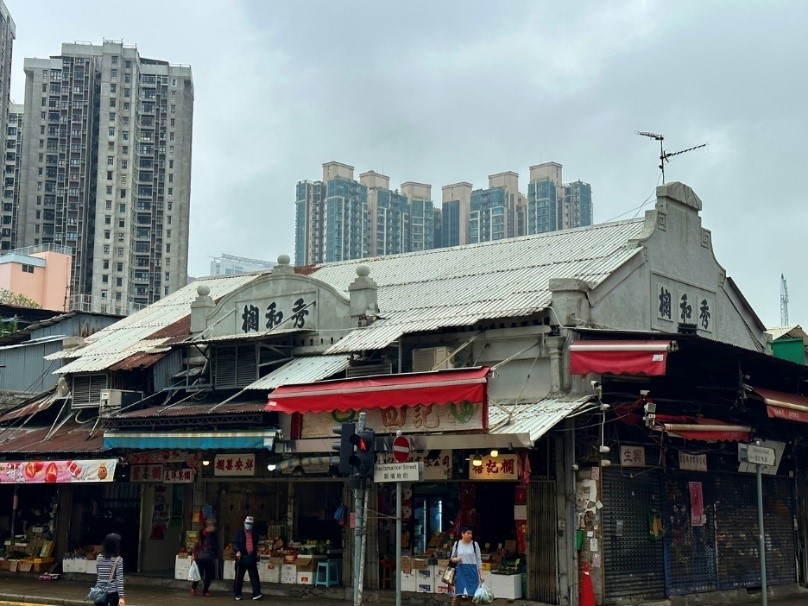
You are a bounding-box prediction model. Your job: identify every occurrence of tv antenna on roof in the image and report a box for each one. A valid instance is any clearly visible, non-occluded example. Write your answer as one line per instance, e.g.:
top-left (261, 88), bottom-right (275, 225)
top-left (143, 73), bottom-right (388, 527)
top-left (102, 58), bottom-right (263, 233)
top-left (636, 131), bottom-right (707, 184)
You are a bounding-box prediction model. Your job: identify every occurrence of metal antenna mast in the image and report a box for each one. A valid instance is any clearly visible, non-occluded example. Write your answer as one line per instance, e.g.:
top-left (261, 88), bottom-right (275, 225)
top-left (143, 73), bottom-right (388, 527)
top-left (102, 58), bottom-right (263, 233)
top-left (636, 131), bottom-right (707, 183)
top-left (780, 273), bottom-right (789, 326)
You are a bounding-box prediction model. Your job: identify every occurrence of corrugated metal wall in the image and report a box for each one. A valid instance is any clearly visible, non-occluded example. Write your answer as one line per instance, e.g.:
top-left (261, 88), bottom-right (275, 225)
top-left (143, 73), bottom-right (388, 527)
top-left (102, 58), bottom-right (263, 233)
top-left (0, 339), bottom-right (63, 392)
top-left (527, 480), bottom-right (557, 603)
top-left (602, 468), bottom-right (665, 601)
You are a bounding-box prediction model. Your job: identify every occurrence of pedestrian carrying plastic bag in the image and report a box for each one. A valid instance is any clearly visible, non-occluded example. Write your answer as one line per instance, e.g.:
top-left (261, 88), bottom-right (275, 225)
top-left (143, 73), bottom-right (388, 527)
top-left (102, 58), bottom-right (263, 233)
top-left (187, 560), bottom-right (201, 582)
top-left (472, 582), bottom-right (495, 605)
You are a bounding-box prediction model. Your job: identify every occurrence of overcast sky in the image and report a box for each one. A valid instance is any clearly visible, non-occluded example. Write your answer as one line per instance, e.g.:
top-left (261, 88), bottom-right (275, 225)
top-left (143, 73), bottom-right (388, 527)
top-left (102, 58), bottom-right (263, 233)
top-left (4, 0), bottom-right (804, 328)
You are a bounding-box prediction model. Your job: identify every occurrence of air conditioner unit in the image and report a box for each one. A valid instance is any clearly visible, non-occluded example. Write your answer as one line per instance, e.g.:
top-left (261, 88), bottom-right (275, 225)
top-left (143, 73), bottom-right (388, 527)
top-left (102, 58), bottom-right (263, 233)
top-left (99, 389), bottom-right (143, 417)
top-left (412, 346), bottom-right (454, 373)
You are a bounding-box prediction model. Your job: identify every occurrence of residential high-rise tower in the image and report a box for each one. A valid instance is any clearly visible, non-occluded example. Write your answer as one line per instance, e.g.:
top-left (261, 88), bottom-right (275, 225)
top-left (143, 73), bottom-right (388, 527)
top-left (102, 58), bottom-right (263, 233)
top-left (17, 41), bottom-right (193, 313)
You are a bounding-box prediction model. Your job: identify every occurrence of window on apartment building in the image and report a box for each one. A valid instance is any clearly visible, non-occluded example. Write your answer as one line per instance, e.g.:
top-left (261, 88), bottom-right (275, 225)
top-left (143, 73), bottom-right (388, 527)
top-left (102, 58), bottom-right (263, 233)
top-left (120, 175), bottom-right (127, 185)
top-left (120, 189), bottom-right (127, 198)
top-left (116, 247), bottom-right (124, 257)
top-left (121, 160), bottom-right (128, 169)
top-left (115, 292), bottom-right (122, 301)
top-left (21, 264), bottom-right (35, 274)
top-left (103, 260), bottom-right (109, 269)
top-left (124, 73), bottom-right (131, 84)
top-left (35, 226), bottom-right (40, 234)
top-left (170, 105), bottom-right (176, 115)
top-left (117, 234), bottom-right (124, 242)
top-left (166, 244), bottom-right (171, 253)
top-left (168, 174), bottom-right (174, 183)
top-left (118, 219), bottom-right (125, 228)
top-left (122, 131), bottom-right (129, 141)
top-left (111, 55), bottom-right (118, 65)
top-left (169, 160), bottom-right (174, 169)
top-left (102, 274), bottom-right (109, 284)
top-left (109, 127), bottom-right (115, 137)
top-left (104, 230), bottom-right (111, 239)
top-left (111, 69), bottom-right (118, 79)
top-left (167, 229), bottom-right (171, 238)
top-left (101, 290), bottom-right (108, 299)
top-left (110, 84), bottom-right (117, 93)
top-left (109, 112), bottom-right (116, 122)
top-left (117, 263), bottom-right (123, 272)
top-left (104, 216), bottom-right (111, 225)
top-left (107, 171), bottom-right (113, 180)
top-left (168, 188), bottom-right (173, 196)
top-left (119, 204), bottom-right (126, 213)
top-left (110, 98), bottom-right (116, 108)
top-left (107, 156), bottom-right (114, 166)
top-left (124, 88), bottom-right (130, 98)
top-left (108, 142), bottom-right (115, 151)
top-left (116, 277), bottom-right (123, 287)
top-left (106, 186), bottom-right (112, 195)
top-left (123, 117), bottom-right (130, 126)
top-left (103, 245), bottom-right (110, 254)
top-left (125, 60), bottom-right (131, 69)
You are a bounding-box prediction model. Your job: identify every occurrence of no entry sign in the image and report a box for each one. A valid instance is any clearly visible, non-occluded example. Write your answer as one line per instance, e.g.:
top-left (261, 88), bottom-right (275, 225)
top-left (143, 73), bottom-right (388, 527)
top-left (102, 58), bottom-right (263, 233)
top-left (392, 435), bottom-right (410, 463)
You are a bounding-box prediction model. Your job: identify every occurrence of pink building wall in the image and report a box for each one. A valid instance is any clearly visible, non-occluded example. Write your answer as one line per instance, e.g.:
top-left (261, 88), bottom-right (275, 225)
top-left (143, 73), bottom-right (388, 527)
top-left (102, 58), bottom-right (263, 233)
top-left (0, 250), bottom-right (72, 311)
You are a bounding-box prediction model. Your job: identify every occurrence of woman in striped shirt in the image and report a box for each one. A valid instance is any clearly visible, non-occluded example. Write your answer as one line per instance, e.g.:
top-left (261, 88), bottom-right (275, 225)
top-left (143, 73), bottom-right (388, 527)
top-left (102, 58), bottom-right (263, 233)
top-left (93, 533), bottom-right (125, 606)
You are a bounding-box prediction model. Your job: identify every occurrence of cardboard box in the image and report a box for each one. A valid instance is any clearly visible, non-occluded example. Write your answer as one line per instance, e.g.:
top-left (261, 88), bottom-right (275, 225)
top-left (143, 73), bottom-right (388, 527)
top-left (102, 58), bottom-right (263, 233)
top-left (280, 564), bottom-right (297, 584)
top-left (8, 559), bottom-right (20, 572)
top-left (223, 560), bottom-right (236, 580)
top-left (488, 573), bottom-right (522, 599)
top-left (435, 583), bottom-right (451, 594)
top-left (297, 571), bottom-right (315, 585)
top-left (400, 556), bottom-right (412, 573)
top-left (400, 571), bottom-right (417, 592)
top-left (411, 557), bottom-right (428, 570)
top-left (416, 581), bottom-right (433, 593)
top-left (174, 555), bottom-right (193, 580)
top-left (258, 560), bottom-right (280, 584)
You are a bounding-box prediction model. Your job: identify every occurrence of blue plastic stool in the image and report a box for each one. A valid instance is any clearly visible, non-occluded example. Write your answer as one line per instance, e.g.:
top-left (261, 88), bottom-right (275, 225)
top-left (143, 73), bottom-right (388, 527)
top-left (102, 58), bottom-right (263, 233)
top-left (315, 560), bottom-right (340, 587)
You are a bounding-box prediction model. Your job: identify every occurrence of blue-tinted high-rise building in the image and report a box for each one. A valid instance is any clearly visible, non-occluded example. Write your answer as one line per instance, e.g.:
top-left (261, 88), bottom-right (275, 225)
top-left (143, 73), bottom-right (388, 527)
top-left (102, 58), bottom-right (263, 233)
top-left (563, 181), bottom-right (593, 229)
top-left (527, 178), bottom-right (557, 234)
top-left (323, 163), bottom-right (368, 263)
top-left (469, 187), bottom-right (507, 243)
top-left (361, 171), bottom-right (409, 256)
top-left (441, 182), bottom-right (472, 247)
top-left (295, 180), bottom-right (324, 266)
top-left (401, 182), bottom-right (434, 252)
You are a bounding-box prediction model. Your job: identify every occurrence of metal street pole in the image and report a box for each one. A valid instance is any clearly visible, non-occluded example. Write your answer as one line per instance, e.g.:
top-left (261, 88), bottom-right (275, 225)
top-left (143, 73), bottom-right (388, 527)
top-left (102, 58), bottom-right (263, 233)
top-left (756, 463), bottom-right (768, 606)
top-left (353, 412), bottom-right (366, 606)
top-left (395, 480), bottom-right (402, 606)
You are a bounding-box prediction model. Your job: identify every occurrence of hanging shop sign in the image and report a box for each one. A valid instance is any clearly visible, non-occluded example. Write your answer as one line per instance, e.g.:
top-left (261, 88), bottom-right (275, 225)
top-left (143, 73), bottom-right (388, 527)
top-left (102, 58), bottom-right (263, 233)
top-left (150, 483), bottom-right (171, 539)
top-left (131, 465), bottom-right (195, 483)
top-left (301, 403), bottom-right (485, 439)
top-left (619, 445), bottom-right (646, 467)
top-left (213, 453), bottom-right (256, 476)
top-left (468, 454), bottom-right (519, 481)
top-left (678, 452), bottom-right (708, 472)
top-left (0, 459), bottom-right (117, 484)
top-left (379, 449), bottom-right (451, 481)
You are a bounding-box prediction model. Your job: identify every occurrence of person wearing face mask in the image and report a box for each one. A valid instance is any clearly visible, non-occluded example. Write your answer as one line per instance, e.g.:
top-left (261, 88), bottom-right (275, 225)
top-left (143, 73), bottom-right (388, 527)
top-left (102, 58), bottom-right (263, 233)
top-left (232, 515), bottom-right (262, 601)
top-left (191, 518), bottom-right (218, 596)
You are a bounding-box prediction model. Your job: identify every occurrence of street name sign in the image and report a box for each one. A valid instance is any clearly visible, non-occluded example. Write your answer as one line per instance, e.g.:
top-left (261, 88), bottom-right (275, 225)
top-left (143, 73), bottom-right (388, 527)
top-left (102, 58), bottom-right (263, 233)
top-left (738, 443), bottom-right (776, 467)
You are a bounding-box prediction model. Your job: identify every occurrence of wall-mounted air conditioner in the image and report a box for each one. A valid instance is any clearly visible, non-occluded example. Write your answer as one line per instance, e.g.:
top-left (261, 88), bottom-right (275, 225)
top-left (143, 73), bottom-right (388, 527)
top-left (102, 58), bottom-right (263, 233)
top-left (99, 389), bottom-right (143, 417)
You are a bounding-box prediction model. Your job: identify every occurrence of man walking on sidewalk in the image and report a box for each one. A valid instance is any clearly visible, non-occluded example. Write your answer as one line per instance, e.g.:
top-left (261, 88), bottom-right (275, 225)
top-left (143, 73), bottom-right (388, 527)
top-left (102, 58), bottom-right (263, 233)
top-left (232, 515), bottom-right (262, 601)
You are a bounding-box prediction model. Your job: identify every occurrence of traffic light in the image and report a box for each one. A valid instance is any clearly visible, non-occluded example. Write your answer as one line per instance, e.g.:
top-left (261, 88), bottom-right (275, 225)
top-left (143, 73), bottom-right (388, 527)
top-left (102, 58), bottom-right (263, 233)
top-left (349, 429), bottom-right (376, 478)
top-left (331, 422), bottom-right (355, 476)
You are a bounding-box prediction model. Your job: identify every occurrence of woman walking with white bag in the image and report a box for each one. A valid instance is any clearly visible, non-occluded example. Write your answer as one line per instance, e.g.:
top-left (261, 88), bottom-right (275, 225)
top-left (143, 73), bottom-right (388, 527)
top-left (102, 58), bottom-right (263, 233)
top-left (449, 526), bottom-right (483, 606)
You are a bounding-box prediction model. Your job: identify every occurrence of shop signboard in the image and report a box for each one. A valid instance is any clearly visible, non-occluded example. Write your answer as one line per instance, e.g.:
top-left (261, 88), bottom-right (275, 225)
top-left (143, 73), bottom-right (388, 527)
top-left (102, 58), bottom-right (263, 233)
top-left (235, 293), bottom-right (317, 334)
top-left (127, 451), bottom-right (195, 465)
top-left (131, 464), bottom-right (166, 482)
top-left (301, 402), bottom-right (485, 438)
top-left (651, 273), bottom-right (716, 335)
top-left (162, 468), bottom-right (196, 483)
top-left (468, 454), bottom-right (519, 481)
top-left (678, 452), bottom-right (707, 472)
top-left (0, 459), bottom-right (117, 484)
top-left (374, 462), bottom-right (422, 483)
top-left (213, 453), bottom-right (256, 476)
top-left (619, 445), bottom-right (646, 467)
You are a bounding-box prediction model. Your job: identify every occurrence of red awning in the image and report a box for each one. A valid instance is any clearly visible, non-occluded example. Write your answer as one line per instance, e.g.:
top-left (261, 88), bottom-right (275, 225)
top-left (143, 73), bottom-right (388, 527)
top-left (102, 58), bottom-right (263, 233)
top-left (750, 386), bottom-right (808, 424)
top-left (652, 413), bottom-right (751, 442)
top-left (570, 340), bottom-right (675, 377)
top-left (266, 367), bottom-right (489, 413)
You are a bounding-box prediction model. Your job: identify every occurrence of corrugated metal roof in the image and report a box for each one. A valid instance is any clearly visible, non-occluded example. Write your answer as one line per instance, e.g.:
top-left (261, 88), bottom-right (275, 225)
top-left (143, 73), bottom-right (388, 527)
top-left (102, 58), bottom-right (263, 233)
top-left (192, 327), bottom-right (311, 344)
top-left (488, 395), bottom-right (596, 443)
top-left (0, 421), bottom-right (104, 453)
top-left (115, 400), bottom-right (266, 419)
top-left (313, 219), bottom-right (646, 353)
top-left (245, 355), bottom-right (354, 391)
top-left (0, 391), bottom-right (59, 423)
top-left (50, 274), bottom-right (260, 374)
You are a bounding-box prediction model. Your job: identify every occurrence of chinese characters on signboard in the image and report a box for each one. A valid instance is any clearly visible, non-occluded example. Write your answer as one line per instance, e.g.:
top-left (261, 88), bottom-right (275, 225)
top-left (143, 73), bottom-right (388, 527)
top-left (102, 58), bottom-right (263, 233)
top-left (213, 454), bottom-right (256, 476)
top-left (678, 452), bottom-right (708, 472)
top-left (652, 274), bottom-right (715, 334)
top-left (468, 454), bottom-right (519, 481)
top-left (619, 445), bottom-right (646, 467)
top-left (130, 465), bottom-right (195, 483)
top-left (302, 403), bottom-right (485, 439)
top-left (238, 295), bottom-right (316, 333)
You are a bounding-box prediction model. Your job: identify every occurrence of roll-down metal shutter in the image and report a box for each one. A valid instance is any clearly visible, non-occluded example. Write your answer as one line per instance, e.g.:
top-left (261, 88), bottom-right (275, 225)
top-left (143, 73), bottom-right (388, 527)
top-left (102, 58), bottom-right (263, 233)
top-left (714, 473), bottom-right (795, 589)
top-left (662, 474), bottom-right (717, 595)
top-left (602, 468), bottom-right (665, 601)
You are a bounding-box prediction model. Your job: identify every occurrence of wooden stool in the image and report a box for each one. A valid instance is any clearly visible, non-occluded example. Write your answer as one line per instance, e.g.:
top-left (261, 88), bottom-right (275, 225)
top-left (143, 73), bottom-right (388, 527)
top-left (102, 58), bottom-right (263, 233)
top-left (380, 558), bottom-right (395, 589)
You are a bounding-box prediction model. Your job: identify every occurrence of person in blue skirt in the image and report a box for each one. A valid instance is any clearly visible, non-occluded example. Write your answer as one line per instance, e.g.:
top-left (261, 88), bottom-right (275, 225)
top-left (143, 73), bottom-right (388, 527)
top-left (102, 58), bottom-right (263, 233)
top-left (449, 525), bottom-right (483, 605)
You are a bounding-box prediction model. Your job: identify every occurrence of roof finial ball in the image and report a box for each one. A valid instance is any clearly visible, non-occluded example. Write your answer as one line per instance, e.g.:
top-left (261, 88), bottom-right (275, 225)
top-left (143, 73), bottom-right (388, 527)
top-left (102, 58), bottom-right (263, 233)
top-left (277, 254), bottom-right (291, 266)
top-left (356, 265), bottom-right (370, 278)
top-left (197, 285), bottom-right (210, 297)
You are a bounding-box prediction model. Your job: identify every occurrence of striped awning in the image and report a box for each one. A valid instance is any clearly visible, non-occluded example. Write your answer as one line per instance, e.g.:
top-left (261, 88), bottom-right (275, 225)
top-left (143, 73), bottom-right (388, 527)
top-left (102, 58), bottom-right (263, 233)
top-left (104, 430), bottom-right (276, 450)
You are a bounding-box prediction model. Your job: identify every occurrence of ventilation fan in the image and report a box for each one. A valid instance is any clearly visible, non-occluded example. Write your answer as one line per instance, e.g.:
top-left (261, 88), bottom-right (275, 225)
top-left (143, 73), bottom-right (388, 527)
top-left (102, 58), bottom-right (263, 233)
top-left (56, 377), bottom-right (70, 398)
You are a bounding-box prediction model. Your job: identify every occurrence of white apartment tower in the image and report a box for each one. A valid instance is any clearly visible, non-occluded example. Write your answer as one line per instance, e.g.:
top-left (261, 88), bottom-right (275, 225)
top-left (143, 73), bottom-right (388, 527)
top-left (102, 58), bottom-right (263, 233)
top-left (1, 103), bottom-right (22, 250)
top-left (17, 41), bottom-right (193, 313)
